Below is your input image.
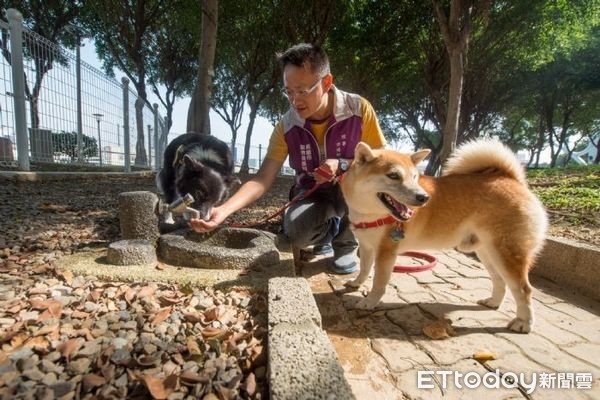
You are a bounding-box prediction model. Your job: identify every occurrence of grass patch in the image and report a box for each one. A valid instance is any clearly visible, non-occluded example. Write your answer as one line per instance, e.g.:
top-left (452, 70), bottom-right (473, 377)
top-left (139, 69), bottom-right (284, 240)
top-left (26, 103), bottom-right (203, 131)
top-left (528, 164), bottom-right (599, 227)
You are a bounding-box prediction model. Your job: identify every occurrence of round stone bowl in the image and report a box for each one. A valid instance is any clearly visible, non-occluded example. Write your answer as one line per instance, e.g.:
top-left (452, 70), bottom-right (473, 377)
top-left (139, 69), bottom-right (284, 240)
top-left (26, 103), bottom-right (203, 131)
top-left (158, 227), bottom-right (280, 270)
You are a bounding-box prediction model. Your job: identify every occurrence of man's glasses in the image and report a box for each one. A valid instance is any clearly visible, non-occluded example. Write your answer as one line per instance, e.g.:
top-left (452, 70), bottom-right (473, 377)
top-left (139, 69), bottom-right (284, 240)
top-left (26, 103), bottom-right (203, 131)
top-left (281, 78), bottom-right (323, 101)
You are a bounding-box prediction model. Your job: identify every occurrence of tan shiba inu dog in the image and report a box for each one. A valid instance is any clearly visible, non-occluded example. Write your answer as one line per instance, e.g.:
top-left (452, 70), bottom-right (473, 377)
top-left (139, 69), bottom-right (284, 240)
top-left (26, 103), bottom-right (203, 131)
top-left (340, 140), bottom-right (548, 333)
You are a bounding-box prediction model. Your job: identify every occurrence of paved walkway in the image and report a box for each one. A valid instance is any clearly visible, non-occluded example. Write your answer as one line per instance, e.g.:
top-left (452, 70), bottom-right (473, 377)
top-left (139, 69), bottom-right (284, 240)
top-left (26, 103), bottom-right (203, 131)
top-left (300, 250), bottom-right (600, 400)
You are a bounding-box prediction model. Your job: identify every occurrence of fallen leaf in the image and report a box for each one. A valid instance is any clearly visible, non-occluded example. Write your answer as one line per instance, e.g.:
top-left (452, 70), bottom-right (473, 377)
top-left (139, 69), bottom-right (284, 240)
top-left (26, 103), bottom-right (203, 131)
top-left (217, 309), bottom-right (237, 326)
top-left (137, 354), bottom-right (159, 367)
top-left (124, 287), bottom-right (136, 304)
top-left (142, 374), bottom-right (178, 400)
top-left (150, 307), bottom-right (171, 326)
top-left (34, 324), bottom-right (59, 337)
top-left (82, 374), bottom-right (106, 393)
top-left (180, 370), bottom-right (210, 386)
top-left (242, 372), bottom-right (256, 396)
top-left (138, 285), bottom-right (156, 299)
top-left (28, 286), bottom-right (49, 295)
top-left (9, 332), bottom-right (28, 349)
top-left (89, 289), bottom-right (103, 301)
top-left (57, 270), bottom-right (74, 285)
top-left (158, 294), bottom-right (181, 307)
top-left (30, 300), bottom-right (62, 318)
top-left (186, 337), bottom-right (202, 355)
top-left (182, 311), bottom-right (202, 324)
top-left (71, 310), bottom-right (89, 319)
top-left (24, 336), bottom-right (49, 353)
top-left (201, 327), bottom-right (226, 340)
top-left (423, 319), bottom-right (455, 340)
top-left (155, 262), bottom-right (166, 270)
top-left (473, 349), bottom-right (499, 362)
top-left (171, 353), bottom-right (185, 366)
top-left (203, 307), bottom-right (219, 322)
top-left (57, 338), bottom-right (83, 360)
top-left (6, 303), bottom-right (23, 314)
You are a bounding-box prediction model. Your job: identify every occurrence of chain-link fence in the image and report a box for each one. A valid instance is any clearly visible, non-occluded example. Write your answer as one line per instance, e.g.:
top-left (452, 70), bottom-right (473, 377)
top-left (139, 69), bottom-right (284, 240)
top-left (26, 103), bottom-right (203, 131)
top-left (0, 9), bottom-right (166, 171)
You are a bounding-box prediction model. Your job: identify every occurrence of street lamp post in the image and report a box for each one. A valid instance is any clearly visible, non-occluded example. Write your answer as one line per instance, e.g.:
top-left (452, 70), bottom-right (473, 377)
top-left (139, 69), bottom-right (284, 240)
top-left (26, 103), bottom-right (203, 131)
top-left (92, 113), bottom-right (103, 165)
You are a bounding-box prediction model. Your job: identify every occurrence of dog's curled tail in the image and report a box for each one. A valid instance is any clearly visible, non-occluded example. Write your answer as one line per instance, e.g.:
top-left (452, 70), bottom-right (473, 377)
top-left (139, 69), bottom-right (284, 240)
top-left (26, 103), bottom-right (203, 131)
top-left (443, 139), bottom-right (526, 184)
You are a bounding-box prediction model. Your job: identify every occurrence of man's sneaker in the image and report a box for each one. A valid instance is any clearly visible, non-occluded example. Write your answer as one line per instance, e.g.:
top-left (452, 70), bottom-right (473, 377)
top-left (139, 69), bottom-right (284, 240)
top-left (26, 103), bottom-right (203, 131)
top-left (331, 248), bottom-right (359, 274)
top-left (313, 243), bottom-right (333, 256)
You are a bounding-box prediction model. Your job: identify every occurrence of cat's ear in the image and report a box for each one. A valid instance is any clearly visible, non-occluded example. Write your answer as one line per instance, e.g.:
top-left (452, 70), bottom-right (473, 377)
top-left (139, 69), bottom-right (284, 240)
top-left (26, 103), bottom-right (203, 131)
top-left (183, 155), bottom-right (204, 172)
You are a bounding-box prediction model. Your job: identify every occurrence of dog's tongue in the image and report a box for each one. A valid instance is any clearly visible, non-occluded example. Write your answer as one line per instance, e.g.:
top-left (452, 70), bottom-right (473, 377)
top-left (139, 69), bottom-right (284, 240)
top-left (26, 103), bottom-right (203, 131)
top-left (390, 197), bottom-right (413, 219)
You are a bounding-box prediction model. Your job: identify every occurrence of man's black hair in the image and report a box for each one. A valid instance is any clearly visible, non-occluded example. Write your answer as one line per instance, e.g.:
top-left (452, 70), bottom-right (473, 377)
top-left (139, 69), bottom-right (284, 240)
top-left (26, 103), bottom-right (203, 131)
top-left (276, 43), bottom-right (330, 77)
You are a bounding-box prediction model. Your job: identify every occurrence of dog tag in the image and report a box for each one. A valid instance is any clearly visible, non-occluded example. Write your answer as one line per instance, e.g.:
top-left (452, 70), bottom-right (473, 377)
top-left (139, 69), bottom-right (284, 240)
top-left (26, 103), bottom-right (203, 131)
top-left (390, 225), bottom-right (404, 242)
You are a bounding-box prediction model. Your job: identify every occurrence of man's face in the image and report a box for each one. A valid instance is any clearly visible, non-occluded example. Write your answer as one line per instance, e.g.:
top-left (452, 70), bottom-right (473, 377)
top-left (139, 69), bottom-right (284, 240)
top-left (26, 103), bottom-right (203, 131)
top-left (282, 64), bottom-right (331, 120)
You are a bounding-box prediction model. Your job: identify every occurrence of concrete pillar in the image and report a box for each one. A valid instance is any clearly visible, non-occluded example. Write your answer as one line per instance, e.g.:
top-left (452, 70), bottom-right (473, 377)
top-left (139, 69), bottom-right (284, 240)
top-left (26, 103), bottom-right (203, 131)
top-left (118, 191), bottom-right (160, 245)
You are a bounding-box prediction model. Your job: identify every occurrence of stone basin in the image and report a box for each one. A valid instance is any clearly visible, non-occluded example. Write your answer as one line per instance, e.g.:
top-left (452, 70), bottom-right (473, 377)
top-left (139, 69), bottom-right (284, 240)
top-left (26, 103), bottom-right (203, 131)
top-left (158, 227), bottom-right (280, 270)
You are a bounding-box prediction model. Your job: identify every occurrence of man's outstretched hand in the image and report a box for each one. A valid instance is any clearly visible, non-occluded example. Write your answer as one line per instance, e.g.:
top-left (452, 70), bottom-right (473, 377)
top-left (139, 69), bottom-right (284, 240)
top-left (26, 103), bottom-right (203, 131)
top-left (189, 206), bottom-right (228, 233)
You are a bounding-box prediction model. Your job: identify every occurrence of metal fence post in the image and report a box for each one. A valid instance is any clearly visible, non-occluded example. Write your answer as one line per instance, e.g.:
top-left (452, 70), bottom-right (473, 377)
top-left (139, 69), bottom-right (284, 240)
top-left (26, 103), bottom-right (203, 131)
top-left (153, 103), bottom-right (159, 170)
top-left (122, 77), bottom-right (130, 172)
top-left (147, 124), bottom-right (152, 169)
top-left (75, 33), bottom-right (83, 162)
top-left (7, 9), bottom-right (29, 171)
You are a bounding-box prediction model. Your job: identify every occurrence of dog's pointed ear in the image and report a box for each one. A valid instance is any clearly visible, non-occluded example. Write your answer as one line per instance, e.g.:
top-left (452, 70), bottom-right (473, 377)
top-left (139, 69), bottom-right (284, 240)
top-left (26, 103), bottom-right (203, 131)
top-left (354, 142), bottom-right (375, 164)
top-left (183, 155), bottom-right (204, 171)
top-left (411, 149), bottom-right (431, 165)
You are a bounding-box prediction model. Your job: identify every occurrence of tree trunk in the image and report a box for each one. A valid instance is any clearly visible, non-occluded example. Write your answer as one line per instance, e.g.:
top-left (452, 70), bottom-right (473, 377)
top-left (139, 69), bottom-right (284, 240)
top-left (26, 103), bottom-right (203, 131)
top-left (134, 96), bottom-right (147, 165)
top-left (239, 105), bottom-right (258, 174)
top-left (439, 46), bottom-right (464, 167)
top-left (187, 0), bottom-right (218, 134)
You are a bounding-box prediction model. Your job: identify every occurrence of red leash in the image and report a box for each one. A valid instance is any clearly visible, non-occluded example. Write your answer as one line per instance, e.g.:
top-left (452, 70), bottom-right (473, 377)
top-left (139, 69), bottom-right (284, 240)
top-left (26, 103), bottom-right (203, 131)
top-left (394, 251), bottom-right (437, 273)
top-left (227, 166), bottom-right (337, 229)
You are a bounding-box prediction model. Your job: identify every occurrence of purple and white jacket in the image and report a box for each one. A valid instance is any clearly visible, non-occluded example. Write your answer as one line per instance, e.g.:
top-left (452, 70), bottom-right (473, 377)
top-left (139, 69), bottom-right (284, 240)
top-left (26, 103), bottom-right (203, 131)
top-left (282, 86), bottom-right (364, 189)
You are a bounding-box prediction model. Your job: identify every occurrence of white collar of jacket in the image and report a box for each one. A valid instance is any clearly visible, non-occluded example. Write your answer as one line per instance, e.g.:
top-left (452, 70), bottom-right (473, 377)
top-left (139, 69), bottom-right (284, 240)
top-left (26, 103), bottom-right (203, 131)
top-left (282, 85), bottom-right (362, 133)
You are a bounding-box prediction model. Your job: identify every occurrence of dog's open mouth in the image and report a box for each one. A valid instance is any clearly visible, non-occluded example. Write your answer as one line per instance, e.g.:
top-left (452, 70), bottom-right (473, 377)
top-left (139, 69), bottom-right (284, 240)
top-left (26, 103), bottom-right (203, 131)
top-left (377, 193), bottom-right (414, 221)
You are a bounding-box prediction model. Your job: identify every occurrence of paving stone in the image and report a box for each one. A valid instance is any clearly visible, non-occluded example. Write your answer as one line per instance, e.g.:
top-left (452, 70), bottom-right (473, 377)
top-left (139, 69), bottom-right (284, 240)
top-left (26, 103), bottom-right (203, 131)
top-left (529, 316), bottom-right (585, 347)
top-left (339, 288), bottom-right (406, 311)
top-left (391, 359), bottom-right (524, 399)
top-left (364, 314), bottom-right (432, 372)
top-left (543, 302), bottom-right (599, 322)
top-left (531, 288), bottom-right (563, 305)
top-left (386, 305), bottom-right (437, 336)
top-left (396, 288), bottom-right (440, 304)
top-left (548, 317), bottom-right (600, 343)
top-left (560, 343), bottom-right (600, 370)
top-left (435, 253), bottom-right (463, 269)
top-left (418, 302), bottom-right (512, 329)
top-left (497, 332), bottom-right (596, 372)
top-left (485, 352), bottom-right (598, 400)
top-left (412, 332), bottom-right (523, 366)
top-left (443, 276), bottom-right (491, 291)
top-left (388, 273), bottom-right (423, 292)
top-left (409, 270), bottom-right (446, 284)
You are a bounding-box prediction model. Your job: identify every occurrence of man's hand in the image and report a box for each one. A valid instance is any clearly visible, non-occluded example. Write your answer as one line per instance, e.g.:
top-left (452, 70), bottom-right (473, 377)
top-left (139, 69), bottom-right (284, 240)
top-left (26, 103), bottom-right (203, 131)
top-left (313, 159), bottom-right (339, 184)
top-left (189, 206), bottom-right (229, 233)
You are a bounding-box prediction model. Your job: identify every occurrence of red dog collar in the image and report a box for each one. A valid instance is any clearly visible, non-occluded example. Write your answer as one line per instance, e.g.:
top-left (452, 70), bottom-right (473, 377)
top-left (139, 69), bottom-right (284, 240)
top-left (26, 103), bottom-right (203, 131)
top-left (352, 215), bottom-right (400, 229)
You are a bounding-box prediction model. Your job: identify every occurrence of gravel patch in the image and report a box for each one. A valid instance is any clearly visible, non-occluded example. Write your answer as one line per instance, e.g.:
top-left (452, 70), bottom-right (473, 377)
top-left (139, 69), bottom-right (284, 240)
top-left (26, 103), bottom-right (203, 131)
top-left (0, 174), bottom-right (292, 399)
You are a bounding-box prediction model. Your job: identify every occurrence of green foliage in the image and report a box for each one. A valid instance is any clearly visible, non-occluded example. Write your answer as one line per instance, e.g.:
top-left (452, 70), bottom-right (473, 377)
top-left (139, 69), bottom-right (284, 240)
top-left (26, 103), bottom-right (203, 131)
top-left (529, 165), bottom-right (600, 226)
top-left (52, 131), bottom-right (97, 160)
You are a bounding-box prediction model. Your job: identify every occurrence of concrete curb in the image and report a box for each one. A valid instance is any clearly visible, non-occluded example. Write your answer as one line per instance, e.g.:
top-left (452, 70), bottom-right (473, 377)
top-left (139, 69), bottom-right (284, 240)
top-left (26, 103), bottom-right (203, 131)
top-left (268, 277), bottom-right (355, 400)
top-left (0, 171), bottom-right (154, 181)
top-left (533, 236), bottom-right (600, 302)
